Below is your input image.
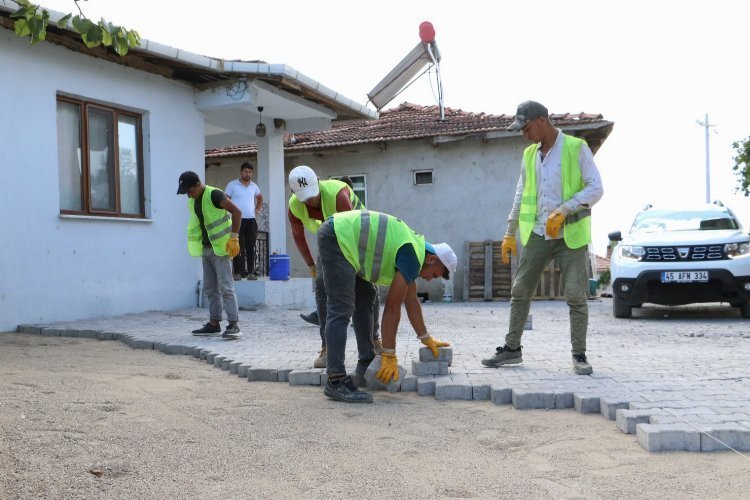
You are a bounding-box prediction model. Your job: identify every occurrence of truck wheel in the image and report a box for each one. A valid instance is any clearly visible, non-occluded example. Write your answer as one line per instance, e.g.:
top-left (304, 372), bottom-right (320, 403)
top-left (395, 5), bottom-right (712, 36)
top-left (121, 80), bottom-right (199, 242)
top-left (613, 296), bottom-right (632, 318)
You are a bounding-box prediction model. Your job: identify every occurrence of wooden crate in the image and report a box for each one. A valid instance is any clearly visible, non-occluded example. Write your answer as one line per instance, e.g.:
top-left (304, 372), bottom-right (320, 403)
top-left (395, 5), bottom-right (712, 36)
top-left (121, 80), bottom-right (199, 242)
top-left (463, 240), bottom-right (513, 301)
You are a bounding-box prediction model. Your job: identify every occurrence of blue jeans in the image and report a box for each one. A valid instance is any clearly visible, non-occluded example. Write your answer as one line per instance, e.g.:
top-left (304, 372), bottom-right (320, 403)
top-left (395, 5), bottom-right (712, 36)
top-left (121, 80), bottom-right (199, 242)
top-left (202, 246), bottom-right (239, 323)
top-left (317, 220), bottom-right (376, 376)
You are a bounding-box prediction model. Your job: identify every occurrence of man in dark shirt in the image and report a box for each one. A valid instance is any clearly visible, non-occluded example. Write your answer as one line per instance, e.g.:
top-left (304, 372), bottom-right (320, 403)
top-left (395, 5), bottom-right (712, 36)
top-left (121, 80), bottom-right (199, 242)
top-left (177, 171), bottom-right (243, 339)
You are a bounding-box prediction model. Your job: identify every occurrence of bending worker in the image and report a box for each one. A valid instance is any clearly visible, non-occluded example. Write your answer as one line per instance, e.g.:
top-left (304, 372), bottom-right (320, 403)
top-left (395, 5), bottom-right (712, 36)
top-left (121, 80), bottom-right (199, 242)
top-left (317, 209), bottom-right (456, 403)
top-left (287, 166), bottom-right (381, 368)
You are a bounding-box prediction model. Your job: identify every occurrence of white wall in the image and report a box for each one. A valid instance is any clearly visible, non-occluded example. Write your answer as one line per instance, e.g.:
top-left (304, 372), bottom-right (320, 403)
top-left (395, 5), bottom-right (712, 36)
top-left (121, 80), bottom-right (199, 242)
top-left (0, 29), bottom-right (206, 331)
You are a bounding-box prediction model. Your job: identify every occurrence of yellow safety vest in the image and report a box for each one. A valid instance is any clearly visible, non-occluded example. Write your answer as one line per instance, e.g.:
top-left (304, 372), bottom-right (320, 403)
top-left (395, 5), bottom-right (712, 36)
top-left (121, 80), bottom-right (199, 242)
top-left (186, 186), bottom-right (231, 257)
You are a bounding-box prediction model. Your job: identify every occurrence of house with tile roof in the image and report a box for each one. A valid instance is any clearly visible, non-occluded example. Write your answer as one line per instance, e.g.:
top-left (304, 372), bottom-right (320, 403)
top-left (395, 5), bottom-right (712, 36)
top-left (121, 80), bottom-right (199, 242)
top-left (0, 0), bottom-right (373, 331)
top-left (205, 102), bottom-right (614, 300)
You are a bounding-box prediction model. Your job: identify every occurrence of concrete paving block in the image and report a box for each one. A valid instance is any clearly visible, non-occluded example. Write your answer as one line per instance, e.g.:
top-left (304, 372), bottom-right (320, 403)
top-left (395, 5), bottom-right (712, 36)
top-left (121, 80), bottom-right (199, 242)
top-left (554, 392), bottom-right (574, 409)
top-left (513, 390), bottom-right (556, 409)
top-left (288, 370), bottom-right (322, 386)
top-left (636, 424), bottom-right (701, 452)
top-left (164, 344), bottom-right (188, 355)
top-left (417, 377), bottom-right (436, 396)
top-left (98, 331), bottom-right (119, 341)
top-left (193, 348), bottom-right (203, 358)
top-left (320, 373), bottom-right (329, 385)
top-left (419, 346), bottom-right (453, 364)
top-left (76, 329), bottom-right (99, 339)
top-left (199, 349), bottom-right (210, 360)
top-left (411, 359), bottom-right (449, 376)
top-left (600, 397), bottom-right (632, 420)
top-left (132, 339), bottom-right (155, 350)
top-left (16, 324), bottom-right (42, 334)
top-left (229, 361), bottom-right (242, 374)
top-left (248, 368), bottom-right (278, 382)
top-left (491, 385), bottom-right (512, 405)
top-left (472, 383), bottom-right (492, 401)
top-left (277, 368), bottom-right (293, 382)
top-left (617, 409), bottom-right (668, 434)
top-left (221, 358), bottom-right (233, 370)
top-left (364, 356), bottom-right (405, 392)
top-left (400, 374), bottom-right (418, 392)
top-left (699, 424), bottom-right (750, 452)
top-left (435, 379), bottom-right (473, 401)
top-left (205, 352), bottom-right (218, 364)
top-left (738, 421), bottom-right (750, 430)
top-left (574, 394), bottom-right (601, 414)
top-left (237, 363), bottom-right (252, 378)
top-left (214, 355), bottom-right (227, 368)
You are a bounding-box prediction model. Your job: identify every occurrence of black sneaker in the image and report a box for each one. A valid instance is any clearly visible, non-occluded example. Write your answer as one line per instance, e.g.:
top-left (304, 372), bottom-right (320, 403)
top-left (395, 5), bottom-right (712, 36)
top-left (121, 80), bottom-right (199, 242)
top-left (481, 345), bottom-right (523, 367)
top-left (323, 375), bottom-right (373, 403)
top-left (222, 323), bottom-right (242, 340)
top-left (299, 311), bottom-right (319, 326)
top-left (192, 322), bottom-right (222, 336)
top-left (573, 353), bottom-right (593, 375)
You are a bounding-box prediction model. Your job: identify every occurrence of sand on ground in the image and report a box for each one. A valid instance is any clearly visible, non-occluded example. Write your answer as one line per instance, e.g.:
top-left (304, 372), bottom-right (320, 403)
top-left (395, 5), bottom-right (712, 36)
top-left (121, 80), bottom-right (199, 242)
top-left (1, 333), bottom-right (748, 500)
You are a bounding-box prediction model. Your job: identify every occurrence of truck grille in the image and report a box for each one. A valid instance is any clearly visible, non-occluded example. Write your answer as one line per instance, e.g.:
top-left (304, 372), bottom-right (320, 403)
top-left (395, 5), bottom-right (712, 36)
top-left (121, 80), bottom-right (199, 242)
top-left (643, 245), bottom-right (725, 261)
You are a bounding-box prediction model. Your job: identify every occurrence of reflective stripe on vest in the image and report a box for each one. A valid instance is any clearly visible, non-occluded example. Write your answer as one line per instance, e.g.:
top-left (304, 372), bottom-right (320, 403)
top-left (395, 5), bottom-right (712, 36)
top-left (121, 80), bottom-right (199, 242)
top-left (288, 179), bottom-right (363, 233)
top-left (518, 134), bottom-right (591, 249)
top-left (186, 185), bottom-right (232, 257)
top-left (334, 210), bottom-right (425, 286)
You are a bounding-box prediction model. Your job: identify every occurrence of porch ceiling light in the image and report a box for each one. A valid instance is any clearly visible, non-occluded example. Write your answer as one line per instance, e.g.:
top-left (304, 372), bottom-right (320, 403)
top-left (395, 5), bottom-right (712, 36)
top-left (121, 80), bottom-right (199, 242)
top-left (256, 106), bottom-right (266, 137)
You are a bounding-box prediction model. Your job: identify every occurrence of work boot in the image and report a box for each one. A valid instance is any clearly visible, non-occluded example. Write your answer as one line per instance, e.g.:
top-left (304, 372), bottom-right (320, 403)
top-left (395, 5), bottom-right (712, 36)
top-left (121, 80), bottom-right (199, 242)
top-left (481, 345), bottom-right (523, 367)
top-left (313, 347), bottom-right (327, 368)
top-left (572, 353), bottom-right (593, 375)
top-left (323, 375), bottom-right (373, 403)
top-left (191, 322), bottom-right (222, 336)
top-left (300, 310), bottom-right (319, 326)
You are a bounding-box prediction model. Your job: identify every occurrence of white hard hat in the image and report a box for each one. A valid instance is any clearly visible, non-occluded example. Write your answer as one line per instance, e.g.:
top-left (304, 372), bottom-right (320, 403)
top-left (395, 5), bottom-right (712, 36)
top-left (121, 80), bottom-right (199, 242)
top-left (431, 242), bottom-right (457, 279)
top-left (288, 165), bottom-right (319, 201)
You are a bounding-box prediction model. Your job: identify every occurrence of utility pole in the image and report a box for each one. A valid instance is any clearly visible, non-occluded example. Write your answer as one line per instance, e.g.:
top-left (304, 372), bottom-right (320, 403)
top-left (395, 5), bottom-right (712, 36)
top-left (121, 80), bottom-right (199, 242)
top-left (696, 114), bottom-right (716, 203)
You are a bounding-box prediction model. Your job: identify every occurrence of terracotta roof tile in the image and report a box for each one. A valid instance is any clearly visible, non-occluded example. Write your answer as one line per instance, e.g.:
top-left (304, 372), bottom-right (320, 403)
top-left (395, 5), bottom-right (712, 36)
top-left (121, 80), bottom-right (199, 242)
top-left (206, 102), bottom-right (610, 159)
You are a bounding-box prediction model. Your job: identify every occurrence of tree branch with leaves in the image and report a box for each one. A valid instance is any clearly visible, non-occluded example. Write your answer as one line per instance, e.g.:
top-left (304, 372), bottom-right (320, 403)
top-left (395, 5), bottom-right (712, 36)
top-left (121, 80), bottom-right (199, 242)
top-left (731, 136), bottom-right (750, 197)
top-left (10, 0), bottom-right (140, 56)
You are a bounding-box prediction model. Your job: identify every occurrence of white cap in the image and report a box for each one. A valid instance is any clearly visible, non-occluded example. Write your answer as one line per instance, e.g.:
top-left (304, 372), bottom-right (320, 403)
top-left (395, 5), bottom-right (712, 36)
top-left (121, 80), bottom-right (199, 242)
top-left (288, 165), bottom-right (319, 201)
top-left (431, 242), bottom-right (457, 279)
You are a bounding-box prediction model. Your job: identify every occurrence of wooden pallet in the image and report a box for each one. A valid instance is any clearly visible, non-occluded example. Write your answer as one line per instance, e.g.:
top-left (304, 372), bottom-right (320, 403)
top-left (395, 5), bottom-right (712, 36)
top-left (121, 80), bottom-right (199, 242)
top-left (463, 240), bottom-right (513, 301)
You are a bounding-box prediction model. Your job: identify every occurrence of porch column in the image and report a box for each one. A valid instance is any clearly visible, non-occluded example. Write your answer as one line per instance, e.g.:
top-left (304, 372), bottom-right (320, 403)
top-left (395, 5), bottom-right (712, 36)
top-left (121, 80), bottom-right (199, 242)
top-left (256, 132), bottom-right (287, 255)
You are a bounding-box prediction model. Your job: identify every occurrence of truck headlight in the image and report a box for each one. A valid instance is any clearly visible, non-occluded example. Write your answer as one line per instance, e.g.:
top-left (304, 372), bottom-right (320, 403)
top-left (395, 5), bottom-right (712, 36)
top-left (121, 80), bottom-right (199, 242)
top-left (620, 245), bottom-right (645, 261)
top-left (725, 242), bottom-right (750, 257)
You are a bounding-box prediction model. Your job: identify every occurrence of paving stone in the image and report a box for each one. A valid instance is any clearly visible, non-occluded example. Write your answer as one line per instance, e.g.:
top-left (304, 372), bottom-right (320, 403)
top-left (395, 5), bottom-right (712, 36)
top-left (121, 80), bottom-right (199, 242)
top-left (400, 374), bottom-right (418, 392)
top-left (163, 344), bottom-right (188, 355)
top-left (76, 329), bottom-right (100, 339)
top-left (472, 383), bottom-right (492, 401)
top-left (199, 349), bottom-right (210, 360)
top-left (277, 368), bottom-right (293, 382)
top-left (435, 379), bottom-right (473, 401)
top-left (131, 339), bottom-right (154, 350)
top-left (237, 363), bottom-right (252, 378)
top-left (574, 393), bottom-right (601, 414)
top-left (617, 409), bottom-right (668, 434)
top-left (364, 356), bottom-right (405, 392)
top-left (221, 358), bottom-right (233, 370)
top-left (228, 361), bottom-right (242, 374)
top-left (491, 385), bottom-right (512, 405)
top-left (513, 390), bottom-right (556, 409)
top-left (417, 377), bottom-right (436, 396)
top-left (411, 359), bottom-right (449, 376)
top-left (554, 392), bottom-right (574, 409)
top-left (214, 355), bottom-right (228, 368)
top-left (600, 397), bottom-right (633, 420)
top-left (205, 352), bottom-right (218, 364)
top-left (98, 331), bottom-right (119, 341)
top-left (419, 346), bottom-right (453, 364)
top-left (699, 423), bottom-right (750, 452)
top-left (248, 368), bottom-right (278, 382)
top-left (288, 370), bottom-right (322, 386)
top-left (636, 424), bottom-right (701, 452)
top-left (16, 324), bottom-right (42, 334)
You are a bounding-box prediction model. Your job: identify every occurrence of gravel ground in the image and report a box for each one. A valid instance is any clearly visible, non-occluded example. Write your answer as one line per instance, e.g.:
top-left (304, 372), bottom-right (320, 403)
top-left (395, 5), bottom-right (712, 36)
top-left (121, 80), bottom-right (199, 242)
top-left (1, 333), bottom-right (749, 499)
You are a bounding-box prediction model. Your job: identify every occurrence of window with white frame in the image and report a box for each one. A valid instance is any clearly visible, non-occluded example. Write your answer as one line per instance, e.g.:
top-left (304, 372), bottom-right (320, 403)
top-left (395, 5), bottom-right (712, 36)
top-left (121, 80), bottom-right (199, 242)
top-left (331, 174), bottom-right (367, 207)
top-left (413, 169), bottom-right (433, 185)
top-left (56, 96), bottom-right (145, 217)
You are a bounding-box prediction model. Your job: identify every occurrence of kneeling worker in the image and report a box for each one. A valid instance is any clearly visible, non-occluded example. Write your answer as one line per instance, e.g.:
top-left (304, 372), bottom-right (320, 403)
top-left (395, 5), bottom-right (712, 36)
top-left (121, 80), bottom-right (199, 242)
top-left (317, 209), bottom-right (456, 403)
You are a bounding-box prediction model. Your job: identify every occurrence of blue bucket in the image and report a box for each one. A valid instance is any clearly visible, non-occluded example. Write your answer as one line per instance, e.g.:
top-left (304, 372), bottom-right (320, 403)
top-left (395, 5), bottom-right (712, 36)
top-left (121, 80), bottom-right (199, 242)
top-left (269, 254), bottom-right (290, 281)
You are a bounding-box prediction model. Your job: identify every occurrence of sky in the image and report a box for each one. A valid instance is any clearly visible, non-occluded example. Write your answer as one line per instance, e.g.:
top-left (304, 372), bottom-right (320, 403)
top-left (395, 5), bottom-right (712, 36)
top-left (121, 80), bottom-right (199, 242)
top-left (33, 0), bottom-right (750, 254)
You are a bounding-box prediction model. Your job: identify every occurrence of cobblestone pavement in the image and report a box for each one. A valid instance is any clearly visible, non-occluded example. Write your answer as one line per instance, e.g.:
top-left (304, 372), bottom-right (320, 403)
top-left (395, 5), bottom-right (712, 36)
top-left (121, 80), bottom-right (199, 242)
top-left (14, 298), bottom-right (750, 453)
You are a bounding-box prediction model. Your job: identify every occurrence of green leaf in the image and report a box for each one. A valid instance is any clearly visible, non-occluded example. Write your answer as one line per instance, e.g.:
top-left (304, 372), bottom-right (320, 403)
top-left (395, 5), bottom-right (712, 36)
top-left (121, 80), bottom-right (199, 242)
top-left (113, 35), bottom-right (129, 56)
top-left (14, 0), bottom-right (32, 7)
top-left (13, 18), bottom-right (30, 37)
top-left (10, 6), bottom-right (30, 19)
top-left (28, 15), bottom-right (46, 43)
top-left (101, 26), bottom-right (113, 46)
top-left (127, 29), bottom-right (141, 47)
top-left (56, 13), bottom-right (72, 28)
top-left (81, 25), bottom-right (103, 48)
top-left (71, 15), bottom-right (94, 34)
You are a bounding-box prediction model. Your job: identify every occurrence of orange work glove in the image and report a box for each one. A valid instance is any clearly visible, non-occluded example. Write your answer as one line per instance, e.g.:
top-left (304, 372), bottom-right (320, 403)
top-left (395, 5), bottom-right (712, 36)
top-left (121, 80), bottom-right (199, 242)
top-left (308, 264), bottom-right (317, 279)
top-left (376, 353), bottom-right (399, 384)
top-left (419, 334), bottom-right (450, 358)
top-left (545, 210), bottom-right (566, 238)
top-left (225, 235), bottom-right (240, 258)
top-left (501, 236), bottom-right (517, 265)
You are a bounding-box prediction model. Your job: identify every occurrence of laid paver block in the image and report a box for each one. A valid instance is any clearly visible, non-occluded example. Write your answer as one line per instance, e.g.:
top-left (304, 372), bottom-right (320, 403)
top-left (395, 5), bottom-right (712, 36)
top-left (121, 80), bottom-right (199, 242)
top-left (237, 363), bottom-right (252, 378)
top-left (205, 352), bottom-right (218, 364)
top-left (75, 329), bottom-right (100, 339)
top-left (513, 390), bottom-right (555, 409)
top-left (248, 368), bottom-right (278, 382)
top-left (491, 385), bottom-right (512, 405)
top-left (16, 324), bottom-right (42, 334)
top-left (554, 392), bottom-right (574, 409)
top-left (400, 374), bottom-right (418, 392)
top-left (435, 379), bottom-right (472, 401)
top-left (636, 424), bottom-right (701, 452)
top-left (417, 377), bottom-right (436, 396)
top-left (419, 346), bottom-right (453, 364)
top-left (574, 393), bottom-right (600, 414)
top-left (472, 383), bottom-right (491, 401)
top-left (699, 424), bottom-right (750, 452)
top-left (131, 339), bottom-right (155, 350)
top-left (364, 356), bottom-right (404, 392)
top-left (288, 370), bottom-right (322, 386)
top-left (221, 358), bottom-right (233, 370)
top-left (277, 368), bottom-right (293, 382)
top-left (617, 409), bottom-right (668, 434)
top-left (98, 331), bottom-right (119, 341)
top-left (601, 397), bottom-right (632, 420)
top-left (162, 344), bottom-right (188, 355)
top-left (213, 355), bottom-right (227, 368)
top-left (229, 361), bottom-right (242, 374)
top-left (411, 359), bottom-right (449, 376)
